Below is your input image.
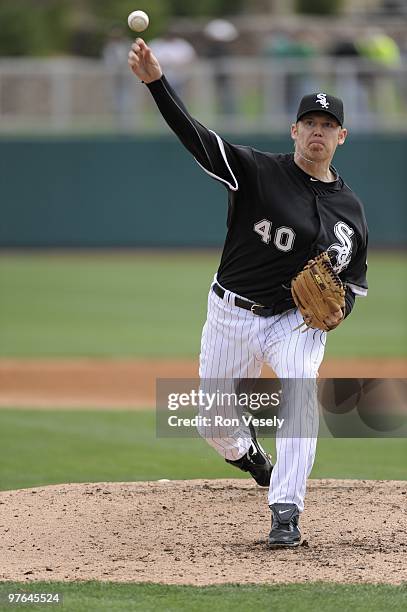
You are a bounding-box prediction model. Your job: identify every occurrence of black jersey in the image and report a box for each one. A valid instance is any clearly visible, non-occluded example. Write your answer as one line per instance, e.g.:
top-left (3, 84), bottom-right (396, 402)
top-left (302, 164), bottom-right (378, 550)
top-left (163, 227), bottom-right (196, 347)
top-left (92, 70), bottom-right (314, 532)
top-left (147, 76), bottom-right (368, 313)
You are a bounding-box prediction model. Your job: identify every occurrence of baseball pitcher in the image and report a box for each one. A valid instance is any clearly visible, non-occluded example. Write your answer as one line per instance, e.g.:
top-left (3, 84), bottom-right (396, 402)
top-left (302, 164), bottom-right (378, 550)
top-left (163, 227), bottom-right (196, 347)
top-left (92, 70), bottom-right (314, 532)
top-left (128, 39), bottom-right (368, 548)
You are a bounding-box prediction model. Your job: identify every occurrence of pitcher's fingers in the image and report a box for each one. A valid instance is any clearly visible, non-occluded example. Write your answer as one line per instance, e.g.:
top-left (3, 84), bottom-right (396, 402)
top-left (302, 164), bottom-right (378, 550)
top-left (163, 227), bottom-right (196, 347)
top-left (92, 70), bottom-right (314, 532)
top-left (128, 50), bottom-right (140, 63)
top-left (137, 38), bottom-right (153, 58)
top-left (131, 42), bottom-right (141, 54)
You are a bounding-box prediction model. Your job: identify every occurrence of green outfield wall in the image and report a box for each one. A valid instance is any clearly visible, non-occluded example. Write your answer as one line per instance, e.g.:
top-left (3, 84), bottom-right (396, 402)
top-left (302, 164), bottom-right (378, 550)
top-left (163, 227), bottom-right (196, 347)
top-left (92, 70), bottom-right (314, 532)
top-left (0, 135), bottom-right (405, 248)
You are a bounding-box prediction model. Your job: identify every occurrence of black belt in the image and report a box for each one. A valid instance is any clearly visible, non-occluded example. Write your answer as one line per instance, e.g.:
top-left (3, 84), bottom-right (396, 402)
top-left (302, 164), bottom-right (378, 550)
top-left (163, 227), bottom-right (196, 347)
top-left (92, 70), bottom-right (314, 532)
top-left (212, 283), bottom-right (286, 318)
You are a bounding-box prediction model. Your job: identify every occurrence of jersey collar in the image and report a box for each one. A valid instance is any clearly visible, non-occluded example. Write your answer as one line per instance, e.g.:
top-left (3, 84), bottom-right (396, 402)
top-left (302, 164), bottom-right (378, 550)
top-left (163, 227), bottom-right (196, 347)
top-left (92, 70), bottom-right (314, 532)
top-left (289, 154), bottom-right (343, 192)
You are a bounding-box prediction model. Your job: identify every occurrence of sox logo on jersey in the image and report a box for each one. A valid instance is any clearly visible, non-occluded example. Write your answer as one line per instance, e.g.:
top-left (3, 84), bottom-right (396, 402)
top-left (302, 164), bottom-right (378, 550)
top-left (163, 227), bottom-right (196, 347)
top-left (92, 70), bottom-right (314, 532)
top-left (328, 221), bottom-right (355, 273)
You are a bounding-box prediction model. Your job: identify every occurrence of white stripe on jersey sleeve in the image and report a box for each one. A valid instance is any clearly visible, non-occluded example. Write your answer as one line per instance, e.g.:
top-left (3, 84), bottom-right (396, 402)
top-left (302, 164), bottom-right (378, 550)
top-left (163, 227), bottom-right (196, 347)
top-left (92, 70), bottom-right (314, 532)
top-left (347, 283), bottom-right (368, 297)
top-left (160, 78), bottom-right (238, 191)
top-left (194, 130), bottom-right (239, 192)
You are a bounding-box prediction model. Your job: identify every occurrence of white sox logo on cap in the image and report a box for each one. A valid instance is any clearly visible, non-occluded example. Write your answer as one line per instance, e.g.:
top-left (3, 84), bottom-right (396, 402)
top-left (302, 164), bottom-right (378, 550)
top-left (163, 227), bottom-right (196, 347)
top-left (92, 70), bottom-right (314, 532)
top-left (297, 92), bottom-right (344, 125)
top-left (316, 93), bottom-right (329, 110)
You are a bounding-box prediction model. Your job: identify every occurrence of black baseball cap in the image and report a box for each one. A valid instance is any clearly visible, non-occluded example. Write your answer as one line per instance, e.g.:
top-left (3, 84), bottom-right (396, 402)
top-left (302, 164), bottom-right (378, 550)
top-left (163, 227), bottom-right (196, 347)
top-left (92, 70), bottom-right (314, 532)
top-left (296, 93), bottom-right (344, 126)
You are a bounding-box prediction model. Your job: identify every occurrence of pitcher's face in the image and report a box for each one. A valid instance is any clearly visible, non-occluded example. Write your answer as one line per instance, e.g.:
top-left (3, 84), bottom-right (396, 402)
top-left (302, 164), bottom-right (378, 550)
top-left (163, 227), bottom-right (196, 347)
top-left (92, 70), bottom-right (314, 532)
top-left (291, 112), bottom-right (347, 163)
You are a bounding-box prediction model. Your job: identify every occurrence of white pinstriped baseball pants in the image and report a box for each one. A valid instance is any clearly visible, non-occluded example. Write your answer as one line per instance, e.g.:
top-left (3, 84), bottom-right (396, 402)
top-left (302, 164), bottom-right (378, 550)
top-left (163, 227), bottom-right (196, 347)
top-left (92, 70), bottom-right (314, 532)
top-left (198, 280), bottom-right (326, 513)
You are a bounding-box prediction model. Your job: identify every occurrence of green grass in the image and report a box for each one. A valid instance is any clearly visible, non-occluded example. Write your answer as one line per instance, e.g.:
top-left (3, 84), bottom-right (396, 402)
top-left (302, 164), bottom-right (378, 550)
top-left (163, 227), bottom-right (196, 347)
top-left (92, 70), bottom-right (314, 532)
top-left (0, 252), bottom-right (214, 358)
top-left (0, 582), bottom-right (406, 612)
top-left (0, 409), bottom-right (405, 492)
top-left (325, 251), bottom-right (407, 358)
top-left (0, 251), bottom-right (405, 358)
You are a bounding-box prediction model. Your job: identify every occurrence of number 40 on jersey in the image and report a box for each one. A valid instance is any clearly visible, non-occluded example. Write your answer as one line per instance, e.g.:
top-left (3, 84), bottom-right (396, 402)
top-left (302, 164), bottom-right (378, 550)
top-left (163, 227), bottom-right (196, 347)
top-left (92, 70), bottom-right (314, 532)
top-left (254, 219), bottom-right (296, 252)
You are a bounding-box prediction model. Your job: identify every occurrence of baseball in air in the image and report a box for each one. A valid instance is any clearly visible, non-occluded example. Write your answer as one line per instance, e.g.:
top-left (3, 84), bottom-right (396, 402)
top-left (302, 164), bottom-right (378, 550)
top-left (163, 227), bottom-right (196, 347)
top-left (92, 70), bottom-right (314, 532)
top-left (128, 10), bottom-right (149, 32)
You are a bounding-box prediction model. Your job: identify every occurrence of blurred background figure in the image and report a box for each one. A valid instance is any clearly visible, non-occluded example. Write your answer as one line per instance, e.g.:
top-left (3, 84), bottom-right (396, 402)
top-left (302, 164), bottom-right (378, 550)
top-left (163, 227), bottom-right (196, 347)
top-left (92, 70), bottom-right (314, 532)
top-left (327, 34), bottom-right (369, 121)
top-left (148, 33), bottom-right (196, 97)
top-left (262, 29), bottom-right (320, 115)
top-left (379, 0), bottom-right (407, 16)
top-left (356, 29), bottom-right (402, 116)
top-left (203, 19), bottom-right (239, 115)
top-left (102, 25), bottom-right (133, 130)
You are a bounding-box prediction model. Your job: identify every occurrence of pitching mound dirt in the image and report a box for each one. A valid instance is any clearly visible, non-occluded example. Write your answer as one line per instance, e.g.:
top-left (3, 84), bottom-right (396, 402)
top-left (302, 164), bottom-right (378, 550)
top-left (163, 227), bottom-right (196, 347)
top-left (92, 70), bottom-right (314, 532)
top-left (0, 479), bottom-right (406, 585)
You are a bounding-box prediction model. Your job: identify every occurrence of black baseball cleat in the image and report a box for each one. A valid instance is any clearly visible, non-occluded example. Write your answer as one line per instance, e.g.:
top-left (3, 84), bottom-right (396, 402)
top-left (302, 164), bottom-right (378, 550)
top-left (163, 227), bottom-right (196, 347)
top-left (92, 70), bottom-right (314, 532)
top-left (225, 438), bottom-right (273, 487)
top-left (268, 503), bottom-right (301, 548)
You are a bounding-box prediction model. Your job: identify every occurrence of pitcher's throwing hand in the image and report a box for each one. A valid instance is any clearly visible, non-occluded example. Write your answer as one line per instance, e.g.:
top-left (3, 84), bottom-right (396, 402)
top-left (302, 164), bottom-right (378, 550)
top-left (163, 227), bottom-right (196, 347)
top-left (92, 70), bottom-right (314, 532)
top-left (128, 38), bottom-right (162, 84)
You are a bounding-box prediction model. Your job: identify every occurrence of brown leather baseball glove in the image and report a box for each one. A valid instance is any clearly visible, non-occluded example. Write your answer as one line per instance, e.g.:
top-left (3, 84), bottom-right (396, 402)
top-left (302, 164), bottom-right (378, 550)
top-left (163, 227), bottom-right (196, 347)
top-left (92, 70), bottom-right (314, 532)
top-left (291, 252), bottom-right (346, 331)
